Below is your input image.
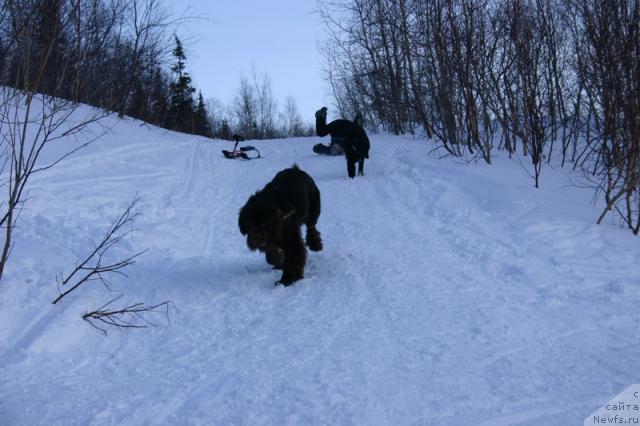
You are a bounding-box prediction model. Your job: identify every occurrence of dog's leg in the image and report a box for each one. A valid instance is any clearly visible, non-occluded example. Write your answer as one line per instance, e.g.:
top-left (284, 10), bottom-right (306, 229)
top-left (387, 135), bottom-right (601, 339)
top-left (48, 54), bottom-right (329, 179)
top-left (358, 159), bottom-right (364, 176)
top-left (306, 184), bottom-right (323, 251)
top-left (265, 248), bottom-right (284, 269)
top-left (347, 158), bottom-right (356, 178)
top-left (278, 224), bottom-right (307, 286)
top-left (305, 225), bottom-right (323, 251)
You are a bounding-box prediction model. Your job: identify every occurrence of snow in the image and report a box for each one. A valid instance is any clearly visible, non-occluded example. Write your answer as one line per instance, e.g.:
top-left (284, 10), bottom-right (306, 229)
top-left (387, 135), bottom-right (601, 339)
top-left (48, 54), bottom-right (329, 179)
top-left (0, 109), bottom-right (639, 425)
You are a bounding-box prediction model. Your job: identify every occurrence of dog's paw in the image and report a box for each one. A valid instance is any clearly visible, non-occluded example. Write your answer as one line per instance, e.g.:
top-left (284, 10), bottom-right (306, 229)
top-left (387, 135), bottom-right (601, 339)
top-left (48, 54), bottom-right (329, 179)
top-left (307, 238), bottom-right (323, 252)
top-left (307, 243), bottom-right (323, 252)
top-left (277, 274), bottom-right (303, 286)
top-left (265, 248), bottom-right (285, 269)
top-left (306, 231), bottom-right (323, 252)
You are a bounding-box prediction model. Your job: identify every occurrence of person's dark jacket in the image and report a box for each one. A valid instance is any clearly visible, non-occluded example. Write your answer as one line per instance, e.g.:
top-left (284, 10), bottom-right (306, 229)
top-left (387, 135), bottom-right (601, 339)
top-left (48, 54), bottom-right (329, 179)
top-left (316, 118), bottom-right (369, 160)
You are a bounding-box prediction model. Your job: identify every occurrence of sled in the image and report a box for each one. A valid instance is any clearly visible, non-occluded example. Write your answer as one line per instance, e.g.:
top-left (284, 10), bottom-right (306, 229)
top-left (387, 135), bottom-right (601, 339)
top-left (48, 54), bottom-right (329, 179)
top-left (222, 135), bottom-right (261, 160)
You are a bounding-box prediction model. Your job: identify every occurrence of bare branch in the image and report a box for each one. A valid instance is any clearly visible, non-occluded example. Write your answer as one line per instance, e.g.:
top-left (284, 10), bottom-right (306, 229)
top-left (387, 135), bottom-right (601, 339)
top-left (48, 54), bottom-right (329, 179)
top-left (82, 295), bottom-right (174, 335)
top-left (52, 196), bottom-right (147, 304)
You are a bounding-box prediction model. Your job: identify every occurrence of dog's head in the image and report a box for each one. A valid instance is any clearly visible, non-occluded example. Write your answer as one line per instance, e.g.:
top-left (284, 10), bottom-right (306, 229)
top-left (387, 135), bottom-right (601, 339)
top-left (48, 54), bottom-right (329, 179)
top-left (345, 127), bottom-right (370, 160)
top-left (238, 197), bottom-right (284, 251)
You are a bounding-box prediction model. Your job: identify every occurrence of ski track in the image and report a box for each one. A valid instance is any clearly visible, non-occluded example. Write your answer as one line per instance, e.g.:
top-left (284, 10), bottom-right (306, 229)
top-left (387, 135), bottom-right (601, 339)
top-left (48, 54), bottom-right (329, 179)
top-left (0, 118), bottom-right (639, 426)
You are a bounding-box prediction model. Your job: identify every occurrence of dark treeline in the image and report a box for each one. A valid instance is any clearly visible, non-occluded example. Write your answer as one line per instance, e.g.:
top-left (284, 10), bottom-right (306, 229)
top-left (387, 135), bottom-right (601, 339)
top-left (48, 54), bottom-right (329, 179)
top-left (319, 0), bottom-right (640, 234)
top-left (0, 0), bottom-right (174, 126)
top-left (0, 0), bottom-right (311, 140)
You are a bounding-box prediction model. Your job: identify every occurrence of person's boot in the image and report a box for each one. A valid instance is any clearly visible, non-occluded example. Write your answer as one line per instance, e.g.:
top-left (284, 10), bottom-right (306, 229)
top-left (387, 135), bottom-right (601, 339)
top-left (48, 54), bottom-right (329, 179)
top-left (315, 106), bottom-right (328, 119)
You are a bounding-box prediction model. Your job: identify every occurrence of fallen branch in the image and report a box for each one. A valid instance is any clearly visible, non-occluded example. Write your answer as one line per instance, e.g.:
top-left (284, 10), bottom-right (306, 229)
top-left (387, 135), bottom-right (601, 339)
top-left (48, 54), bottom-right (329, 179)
top-left (52, 196), bottom-right (146, 304)
top-left (82, 296), bottom-right (174, 335)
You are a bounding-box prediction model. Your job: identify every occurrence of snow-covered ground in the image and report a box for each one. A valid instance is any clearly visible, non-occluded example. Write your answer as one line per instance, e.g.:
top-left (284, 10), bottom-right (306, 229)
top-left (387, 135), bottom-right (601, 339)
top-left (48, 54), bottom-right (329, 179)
top-left (0, 112), bottom-right (638, 425)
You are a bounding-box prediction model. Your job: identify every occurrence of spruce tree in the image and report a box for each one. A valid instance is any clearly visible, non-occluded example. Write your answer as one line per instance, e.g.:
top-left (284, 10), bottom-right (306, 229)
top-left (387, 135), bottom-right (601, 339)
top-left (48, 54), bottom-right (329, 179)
top-left (148, 68), bottom-right (169, 126)
top-left (166, 36), bottom-right (195, 133)
top-left (193, 92), bottom-right (212, 137)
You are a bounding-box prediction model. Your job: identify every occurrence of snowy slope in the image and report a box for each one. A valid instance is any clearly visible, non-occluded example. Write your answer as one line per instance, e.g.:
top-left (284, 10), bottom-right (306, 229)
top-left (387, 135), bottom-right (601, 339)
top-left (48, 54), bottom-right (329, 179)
top-left (0, 113), bottom-right (638, 425)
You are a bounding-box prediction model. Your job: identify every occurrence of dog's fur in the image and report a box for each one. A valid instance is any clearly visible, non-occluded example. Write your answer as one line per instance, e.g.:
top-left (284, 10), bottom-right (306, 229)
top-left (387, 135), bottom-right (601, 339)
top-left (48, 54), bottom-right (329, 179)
top-left (238, 165), bottom-right (322, 285)
top-left (316, 116), bottom-right (370, 178)
top-left (344, 126), bottom-right (370, 178)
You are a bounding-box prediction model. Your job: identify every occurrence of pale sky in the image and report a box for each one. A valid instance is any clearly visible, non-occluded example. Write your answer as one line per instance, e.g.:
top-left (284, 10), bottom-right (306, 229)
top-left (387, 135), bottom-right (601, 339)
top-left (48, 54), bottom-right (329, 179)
top-left (173, 1), bottom-right (330, 121)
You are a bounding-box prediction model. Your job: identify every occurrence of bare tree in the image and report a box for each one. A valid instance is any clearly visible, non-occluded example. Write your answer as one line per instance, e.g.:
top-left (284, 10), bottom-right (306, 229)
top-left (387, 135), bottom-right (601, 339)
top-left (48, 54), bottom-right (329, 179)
top-left (251, 67), bottom-right (278, 139)
top-left (281, 95), bottom-right (303, 137)
top-left (571, 0), bottom-right (640, 233)
top-left (317, 0), bottom-right (640, 234)
top-left (118, 0), bottom-right (172, 117)
top-left (206, 96), bottom-right (224, 137)
top-left (232, 75), bottom-right (257, 138)
top-left (52, 197), bottom-right (146, 304)
top-left (319, 1), bottom-right (568, 169)
top-left (0, 0), bottom-right (188, 129)
top-left (0, 16), bottom-right (111, 281)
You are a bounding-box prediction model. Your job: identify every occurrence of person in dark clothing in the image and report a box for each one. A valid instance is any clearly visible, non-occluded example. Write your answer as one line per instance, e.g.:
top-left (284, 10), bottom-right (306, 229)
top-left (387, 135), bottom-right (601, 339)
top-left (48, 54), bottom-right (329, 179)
top-left (313, 107), bottom-right (370, 178)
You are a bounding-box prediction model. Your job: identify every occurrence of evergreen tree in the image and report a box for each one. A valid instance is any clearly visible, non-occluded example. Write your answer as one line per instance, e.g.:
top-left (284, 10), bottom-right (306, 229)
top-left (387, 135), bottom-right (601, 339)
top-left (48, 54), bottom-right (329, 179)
top-left (219, 119), bottom-right (232, 140)
top-left (193, 92), bottom-right (212, 137)
top-left (148, 68), bottom-right (169, 126)
top-left (165, 36), bottom-right (195, 133)
top-left (127, 79), bottom-right (148, 121)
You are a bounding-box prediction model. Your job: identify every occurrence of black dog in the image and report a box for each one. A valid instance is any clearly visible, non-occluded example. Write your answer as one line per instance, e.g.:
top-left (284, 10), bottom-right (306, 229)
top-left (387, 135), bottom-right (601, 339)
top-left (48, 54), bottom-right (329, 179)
top-left (238, 165), bottom-right (323, 285)
top-left (344, 125), bottom-right (370, 178)
top-left (315, 107), bottom-right (370, 178)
